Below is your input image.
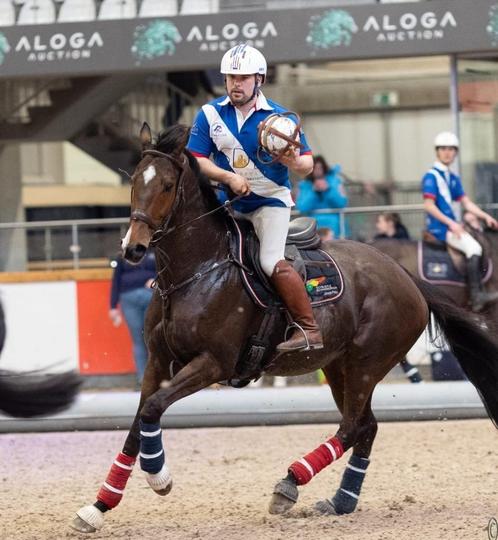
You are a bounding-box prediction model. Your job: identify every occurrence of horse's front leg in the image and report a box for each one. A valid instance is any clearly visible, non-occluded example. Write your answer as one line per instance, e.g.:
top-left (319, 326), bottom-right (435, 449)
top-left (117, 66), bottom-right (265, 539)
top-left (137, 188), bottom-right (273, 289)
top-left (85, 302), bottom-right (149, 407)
top-left (137, 351), bottom-right (226, 491)
top-left (71, 360), bottom-right (164, 533)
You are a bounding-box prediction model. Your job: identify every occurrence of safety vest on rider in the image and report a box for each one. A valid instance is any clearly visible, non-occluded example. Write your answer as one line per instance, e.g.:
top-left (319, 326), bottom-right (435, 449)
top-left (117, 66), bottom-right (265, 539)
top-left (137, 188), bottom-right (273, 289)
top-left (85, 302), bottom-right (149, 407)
top-left (186, 92), bottom-right (312, 213)
top-left (422, 162), bottom-right (465, 241)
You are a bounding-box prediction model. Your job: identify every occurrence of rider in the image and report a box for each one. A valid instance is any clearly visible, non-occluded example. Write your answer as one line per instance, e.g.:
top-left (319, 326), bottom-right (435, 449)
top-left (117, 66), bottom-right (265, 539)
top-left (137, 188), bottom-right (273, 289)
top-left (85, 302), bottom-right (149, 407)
top-left (422, 131), bottom-right (498, 311)
top-left (186, 43), bottom-right (323, 351)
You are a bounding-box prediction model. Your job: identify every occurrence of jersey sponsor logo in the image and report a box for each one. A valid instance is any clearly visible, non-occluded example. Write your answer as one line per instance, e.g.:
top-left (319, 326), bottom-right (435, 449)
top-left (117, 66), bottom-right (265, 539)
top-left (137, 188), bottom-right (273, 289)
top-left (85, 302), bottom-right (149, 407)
top-left (210, 122), bottom-right (228, 140)
top-left (233, 148), bottom-right (250, 168)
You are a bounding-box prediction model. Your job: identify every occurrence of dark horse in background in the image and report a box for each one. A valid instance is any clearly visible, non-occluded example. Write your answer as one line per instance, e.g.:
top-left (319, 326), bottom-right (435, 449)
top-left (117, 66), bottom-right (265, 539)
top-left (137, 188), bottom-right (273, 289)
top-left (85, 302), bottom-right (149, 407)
top-left (72, 124), bottom-right (498, 533)
top-left (372, 229), bottom-right (498, 334)
top-left (0, 297), bottom-right (80, 418)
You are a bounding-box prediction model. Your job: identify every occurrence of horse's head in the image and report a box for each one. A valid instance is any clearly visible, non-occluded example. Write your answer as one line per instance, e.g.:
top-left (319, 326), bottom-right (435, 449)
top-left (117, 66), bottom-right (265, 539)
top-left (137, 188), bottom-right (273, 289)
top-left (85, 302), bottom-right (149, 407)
top-left (122, 122), bottom-right (189, 263)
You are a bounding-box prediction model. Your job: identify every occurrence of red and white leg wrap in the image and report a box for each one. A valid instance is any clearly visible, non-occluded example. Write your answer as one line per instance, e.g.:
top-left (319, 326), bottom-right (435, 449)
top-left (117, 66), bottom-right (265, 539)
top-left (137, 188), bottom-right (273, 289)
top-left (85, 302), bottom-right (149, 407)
top-left (289, 436), bottom-right (344, 485)
top-left (96, 452), bottom-right (136, 509)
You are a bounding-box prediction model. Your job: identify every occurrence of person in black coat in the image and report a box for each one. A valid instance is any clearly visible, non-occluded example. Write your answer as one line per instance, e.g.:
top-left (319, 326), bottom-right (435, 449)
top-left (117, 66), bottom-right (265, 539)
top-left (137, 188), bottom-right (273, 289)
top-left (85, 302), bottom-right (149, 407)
top-left (374, 212), bottom-right (411, 240)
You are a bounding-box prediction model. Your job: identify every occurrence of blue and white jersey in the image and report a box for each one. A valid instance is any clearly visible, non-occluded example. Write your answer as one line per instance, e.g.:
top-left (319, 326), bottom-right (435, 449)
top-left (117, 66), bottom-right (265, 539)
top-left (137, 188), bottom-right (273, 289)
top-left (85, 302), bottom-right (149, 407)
top-left (186, 92), bottom-right (312, 213)
top-left (422, 161), bottom-right (465, 241)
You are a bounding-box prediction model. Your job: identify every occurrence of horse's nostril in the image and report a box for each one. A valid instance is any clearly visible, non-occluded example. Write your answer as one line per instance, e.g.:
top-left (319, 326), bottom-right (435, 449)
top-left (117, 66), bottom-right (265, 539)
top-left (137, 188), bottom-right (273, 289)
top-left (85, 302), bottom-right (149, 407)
top-left (125, 244), bottom-right (147, 263)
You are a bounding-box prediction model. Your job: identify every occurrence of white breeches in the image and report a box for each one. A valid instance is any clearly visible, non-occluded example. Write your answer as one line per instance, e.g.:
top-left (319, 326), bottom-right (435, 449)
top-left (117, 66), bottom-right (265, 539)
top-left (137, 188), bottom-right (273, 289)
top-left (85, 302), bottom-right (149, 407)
top-left (446, 231), bottom-right (482, 258)
top-left (236, 206), bottom-right (290, 276)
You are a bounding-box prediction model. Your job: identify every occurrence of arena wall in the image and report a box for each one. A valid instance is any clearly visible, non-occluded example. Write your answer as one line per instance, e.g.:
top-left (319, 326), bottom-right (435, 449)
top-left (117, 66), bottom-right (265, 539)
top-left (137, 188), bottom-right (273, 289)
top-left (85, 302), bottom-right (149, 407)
top-left (0, 271), bottom-right (136, 376)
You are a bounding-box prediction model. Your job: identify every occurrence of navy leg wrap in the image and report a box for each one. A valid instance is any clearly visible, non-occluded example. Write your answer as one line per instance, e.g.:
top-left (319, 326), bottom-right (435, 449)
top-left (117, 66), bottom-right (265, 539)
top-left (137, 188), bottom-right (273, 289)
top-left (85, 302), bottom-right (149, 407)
top-left (139, 420), bottom-right (164, 474)
top-left (331, 454), bottom-right (370, 514)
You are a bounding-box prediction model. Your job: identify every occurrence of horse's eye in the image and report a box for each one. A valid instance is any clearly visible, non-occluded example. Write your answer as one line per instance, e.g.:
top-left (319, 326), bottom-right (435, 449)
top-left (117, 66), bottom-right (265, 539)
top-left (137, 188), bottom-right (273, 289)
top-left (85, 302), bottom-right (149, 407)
top-left (164, 182), bottom-right (174, 192)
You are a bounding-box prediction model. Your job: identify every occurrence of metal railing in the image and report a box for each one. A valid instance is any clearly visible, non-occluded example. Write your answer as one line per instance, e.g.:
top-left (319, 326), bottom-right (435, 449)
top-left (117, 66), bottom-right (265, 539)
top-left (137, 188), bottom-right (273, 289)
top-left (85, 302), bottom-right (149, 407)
top-left (1, 202), bottom-right (496, 271)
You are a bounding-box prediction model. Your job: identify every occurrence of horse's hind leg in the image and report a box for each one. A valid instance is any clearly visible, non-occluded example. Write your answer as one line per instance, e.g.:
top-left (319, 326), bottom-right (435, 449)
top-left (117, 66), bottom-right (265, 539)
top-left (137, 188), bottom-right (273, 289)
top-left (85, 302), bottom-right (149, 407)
top-left (314, 391), bottom-right (376, 516)
top-left (269, 360), bottom-right (378, 516)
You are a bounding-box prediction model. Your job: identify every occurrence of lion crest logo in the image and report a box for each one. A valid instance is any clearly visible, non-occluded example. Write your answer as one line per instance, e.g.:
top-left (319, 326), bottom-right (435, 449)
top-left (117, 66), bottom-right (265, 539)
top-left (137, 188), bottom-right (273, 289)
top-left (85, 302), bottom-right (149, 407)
top-left (131, 19), bottom-right (181, 63)
top-left (307, 9), bottom-right (358, 51)
top-left (0, 33), bottom-right (11, 66)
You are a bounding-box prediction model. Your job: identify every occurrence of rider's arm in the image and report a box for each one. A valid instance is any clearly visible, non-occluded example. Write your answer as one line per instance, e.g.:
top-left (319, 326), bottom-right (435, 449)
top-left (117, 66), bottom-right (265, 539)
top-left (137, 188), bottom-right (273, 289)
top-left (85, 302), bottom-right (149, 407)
top-left (195, 156), bottom-right (250, 196)
top-left (279, 151), bottom-right (313, 176)
top-left (278, 124), bottom-right (314, 176)
top-left (460, 196), bottom-right (493, 221)
top-left (460, 196), bottom-right (498, 229)
top-left (423, 198), bottom-right (464, 237)
top-left (423, 198), bottom-right (458, 228)
top-left (187, 108), bottom-right (250, 196)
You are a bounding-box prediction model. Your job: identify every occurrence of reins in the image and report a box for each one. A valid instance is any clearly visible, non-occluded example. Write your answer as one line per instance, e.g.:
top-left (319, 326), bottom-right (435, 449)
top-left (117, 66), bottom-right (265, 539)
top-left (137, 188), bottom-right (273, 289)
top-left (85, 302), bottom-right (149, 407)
top-left (132, 148), bottom-right (245, 300)
top-left (132, 148), bottom-right (243, 241)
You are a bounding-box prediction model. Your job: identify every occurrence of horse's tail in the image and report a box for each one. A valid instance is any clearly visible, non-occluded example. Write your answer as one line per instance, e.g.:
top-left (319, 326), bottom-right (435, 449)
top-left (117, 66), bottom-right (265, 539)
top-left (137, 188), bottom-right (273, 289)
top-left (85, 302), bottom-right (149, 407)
top-left (0, 370), bottom-right (82, 418)
top-left (409, 273), bottom-right (498, 427)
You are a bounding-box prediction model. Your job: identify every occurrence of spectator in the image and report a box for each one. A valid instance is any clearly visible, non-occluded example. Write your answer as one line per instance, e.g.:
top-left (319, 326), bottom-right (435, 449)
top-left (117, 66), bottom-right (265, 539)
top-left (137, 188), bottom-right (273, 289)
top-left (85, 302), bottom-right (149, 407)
top-left (296, 156), bottom-right (348, 239)
top-left (374, 212), bottom-right (411, 240)
top-left (109, 249), bottom-right (156, 385)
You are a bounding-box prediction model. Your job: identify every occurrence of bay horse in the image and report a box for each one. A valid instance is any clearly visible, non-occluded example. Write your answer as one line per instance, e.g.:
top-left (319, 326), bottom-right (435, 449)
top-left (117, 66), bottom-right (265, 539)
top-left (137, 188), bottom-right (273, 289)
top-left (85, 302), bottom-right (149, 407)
top-left (71, 124), bottom-right (498, 533)
top-left (0, 298), bottom-right (81, 418)
top-left (372, 231), bottom-right (498, 333)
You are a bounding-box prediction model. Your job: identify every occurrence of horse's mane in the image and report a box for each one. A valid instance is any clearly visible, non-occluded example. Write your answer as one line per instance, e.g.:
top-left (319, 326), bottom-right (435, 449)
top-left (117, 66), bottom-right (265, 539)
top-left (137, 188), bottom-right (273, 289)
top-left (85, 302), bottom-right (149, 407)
top-left (155, 125), bottom-right (222, 214)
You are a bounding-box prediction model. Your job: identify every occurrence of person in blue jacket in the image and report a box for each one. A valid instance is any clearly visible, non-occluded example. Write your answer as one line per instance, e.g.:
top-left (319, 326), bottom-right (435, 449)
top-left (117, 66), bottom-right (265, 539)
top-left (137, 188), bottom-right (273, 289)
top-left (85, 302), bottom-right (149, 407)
top-left (296, 155), bottom-right (348, 239)
top-left (109, 250), bottom-right (156, 384)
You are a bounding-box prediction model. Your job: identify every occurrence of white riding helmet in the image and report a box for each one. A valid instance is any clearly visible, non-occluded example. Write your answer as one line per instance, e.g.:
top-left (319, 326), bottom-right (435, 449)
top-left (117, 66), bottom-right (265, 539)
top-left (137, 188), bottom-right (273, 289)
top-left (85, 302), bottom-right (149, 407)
top-left (434, 131), bottom-right (459, 149)
top-left (220, 44), bottom-right (267, 82)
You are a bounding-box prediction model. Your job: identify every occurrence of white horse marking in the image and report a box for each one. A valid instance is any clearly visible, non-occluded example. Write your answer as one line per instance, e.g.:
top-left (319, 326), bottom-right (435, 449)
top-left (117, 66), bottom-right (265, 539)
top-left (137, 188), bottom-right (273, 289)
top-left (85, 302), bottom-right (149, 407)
top-left (121, 227), bottom-right (132, 249)
top-left (143, 165), bottom-right (156, 185)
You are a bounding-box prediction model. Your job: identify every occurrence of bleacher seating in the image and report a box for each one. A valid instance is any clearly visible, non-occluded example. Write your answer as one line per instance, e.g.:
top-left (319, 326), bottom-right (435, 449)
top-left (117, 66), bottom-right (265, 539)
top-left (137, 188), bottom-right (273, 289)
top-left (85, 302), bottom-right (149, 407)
top-left (17, 0), bottom-right (56, 25)
top-left (58, 0), bottom-right (96, 22)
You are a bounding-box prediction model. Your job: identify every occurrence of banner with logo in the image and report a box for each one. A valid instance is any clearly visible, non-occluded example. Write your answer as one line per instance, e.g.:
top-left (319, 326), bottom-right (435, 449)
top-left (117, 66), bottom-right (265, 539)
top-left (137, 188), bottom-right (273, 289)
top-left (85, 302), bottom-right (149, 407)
top-left (0, 0), bottom-right (498, 78)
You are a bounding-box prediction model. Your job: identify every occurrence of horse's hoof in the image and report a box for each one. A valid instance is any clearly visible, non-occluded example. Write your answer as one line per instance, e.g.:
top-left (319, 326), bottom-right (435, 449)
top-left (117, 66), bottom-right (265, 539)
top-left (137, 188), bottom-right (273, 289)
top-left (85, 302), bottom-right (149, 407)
top-left (154, 479), bottom-right (173, 496)
top-left (314, 499), bottom-right (339, 516)
top-left (70, 505), bottom-right (104, 533)
top-left (268, 479), bottom-right (299, 514)
top-left (145, 464), bottom-right (173, 496)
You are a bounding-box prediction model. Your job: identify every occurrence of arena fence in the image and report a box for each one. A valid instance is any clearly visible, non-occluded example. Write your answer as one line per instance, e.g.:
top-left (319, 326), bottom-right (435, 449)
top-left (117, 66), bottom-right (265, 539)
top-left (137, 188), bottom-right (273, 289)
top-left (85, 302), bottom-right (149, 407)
top-left (0, 382), bottom-right (487, 433)
top-left (1, 203), bottom-right (497, 271)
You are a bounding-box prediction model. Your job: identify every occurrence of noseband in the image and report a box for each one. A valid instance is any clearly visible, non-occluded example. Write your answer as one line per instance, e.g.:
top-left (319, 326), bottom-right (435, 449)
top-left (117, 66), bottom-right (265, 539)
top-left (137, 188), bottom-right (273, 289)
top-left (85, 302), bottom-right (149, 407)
top-left (130, 149), bottom-right (187, 234)
top-left (129, 148), bottom-right (243, 242)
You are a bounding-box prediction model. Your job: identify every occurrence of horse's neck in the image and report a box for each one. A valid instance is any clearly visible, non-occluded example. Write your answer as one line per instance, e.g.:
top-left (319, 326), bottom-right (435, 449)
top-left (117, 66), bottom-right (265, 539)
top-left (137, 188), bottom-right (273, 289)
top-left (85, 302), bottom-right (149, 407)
top-left (156, 181), bottom-right (228, 282)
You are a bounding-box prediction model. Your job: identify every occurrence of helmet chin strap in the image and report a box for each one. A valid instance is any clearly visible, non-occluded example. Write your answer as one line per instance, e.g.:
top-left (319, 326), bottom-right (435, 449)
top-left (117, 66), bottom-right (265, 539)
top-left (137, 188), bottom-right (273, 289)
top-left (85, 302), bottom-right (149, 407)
top-left (224, 76), bottom-right (261, 107)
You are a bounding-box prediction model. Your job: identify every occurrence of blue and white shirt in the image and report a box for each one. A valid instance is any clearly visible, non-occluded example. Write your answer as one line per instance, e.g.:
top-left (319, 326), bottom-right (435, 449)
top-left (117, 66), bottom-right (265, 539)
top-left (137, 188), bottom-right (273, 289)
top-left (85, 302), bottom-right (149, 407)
top-left (186, 92), bottom-right (312, 213)
top-left (422, 161), bottom-right (465, 241)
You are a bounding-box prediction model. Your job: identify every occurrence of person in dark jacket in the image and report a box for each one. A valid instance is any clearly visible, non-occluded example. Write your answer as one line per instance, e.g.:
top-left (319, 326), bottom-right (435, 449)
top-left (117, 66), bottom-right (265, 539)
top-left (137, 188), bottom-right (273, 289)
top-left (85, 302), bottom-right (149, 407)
top-left (109, 250), bottom-right (156, 384)
top-left (374, 212), bottom-right (411, 240)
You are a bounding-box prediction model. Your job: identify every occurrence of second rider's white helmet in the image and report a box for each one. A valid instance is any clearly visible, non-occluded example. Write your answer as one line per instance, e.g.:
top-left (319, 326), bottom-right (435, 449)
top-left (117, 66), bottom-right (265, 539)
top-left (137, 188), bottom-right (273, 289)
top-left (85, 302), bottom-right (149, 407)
top-left (220, 44), bottom-right (267, 83)
top-left (434, 131), bottom-right (459, 149)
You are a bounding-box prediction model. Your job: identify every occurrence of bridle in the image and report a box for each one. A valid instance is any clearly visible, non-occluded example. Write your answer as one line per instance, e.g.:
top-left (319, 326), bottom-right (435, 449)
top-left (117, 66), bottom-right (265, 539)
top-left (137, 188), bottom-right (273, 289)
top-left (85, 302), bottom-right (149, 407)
top-left (128, 148), bottom-right (247, 299)
top-left (129, 149), bottom-right (187, 236)
top-left (130, 148), bottom-right (242, 242)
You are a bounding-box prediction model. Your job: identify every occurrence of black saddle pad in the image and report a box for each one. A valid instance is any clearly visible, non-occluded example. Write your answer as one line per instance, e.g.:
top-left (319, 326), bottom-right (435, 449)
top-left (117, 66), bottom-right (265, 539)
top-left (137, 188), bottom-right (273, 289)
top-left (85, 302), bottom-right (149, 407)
top-left (229, 216), bottom-right (344, 309)
top-left (418, 241), bottom-right (491, 286)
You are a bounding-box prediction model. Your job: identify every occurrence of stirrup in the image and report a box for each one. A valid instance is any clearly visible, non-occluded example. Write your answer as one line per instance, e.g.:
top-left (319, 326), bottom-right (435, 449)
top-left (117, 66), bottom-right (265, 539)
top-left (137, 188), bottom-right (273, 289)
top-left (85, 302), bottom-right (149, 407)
top-left (277, 323), bottom-right (323, 352)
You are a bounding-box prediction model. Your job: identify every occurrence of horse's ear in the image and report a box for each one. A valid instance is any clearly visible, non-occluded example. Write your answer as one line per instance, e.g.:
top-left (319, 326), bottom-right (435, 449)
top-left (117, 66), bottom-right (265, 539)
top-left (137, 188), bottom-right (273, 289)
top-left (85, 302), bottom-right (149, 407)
top-left (140, 122), bottom-right (153, 150)
top-left (170, 124), bottom-right (191, 158)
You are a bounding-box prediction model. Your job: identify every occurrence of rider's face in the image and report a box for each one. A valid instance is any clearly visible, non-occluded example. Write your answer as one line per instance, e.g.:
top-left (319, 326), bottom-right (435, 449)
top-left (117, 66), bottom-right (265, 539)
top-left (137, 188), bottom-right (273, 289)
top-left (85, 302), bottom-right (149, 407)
top-left (226, 74), bottom-right (259, 106)
top-left (436, 146), bottom-right (457, 166)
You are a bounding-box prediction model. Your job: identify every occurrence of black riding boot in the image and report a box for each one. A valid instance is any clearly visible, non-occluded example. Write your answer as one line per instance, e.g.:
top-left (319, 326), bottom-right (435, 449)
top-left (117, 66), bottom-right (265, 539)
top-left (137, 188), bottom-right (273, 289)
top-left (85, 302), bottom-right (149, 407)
top-left (467, 255), bottom-right (498, 312)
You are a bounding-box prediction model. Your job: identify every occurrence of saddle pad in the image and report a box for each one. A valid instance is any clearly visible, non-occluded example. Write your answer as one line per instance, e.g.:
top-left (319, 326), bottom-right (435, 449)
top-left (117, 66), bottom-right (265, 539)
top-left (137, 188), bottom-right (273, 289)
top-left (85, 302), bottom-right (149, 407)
top-left (230, 217), bottom-right (344, 309)
top-left (418, 241), bottom-right (492, 287)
